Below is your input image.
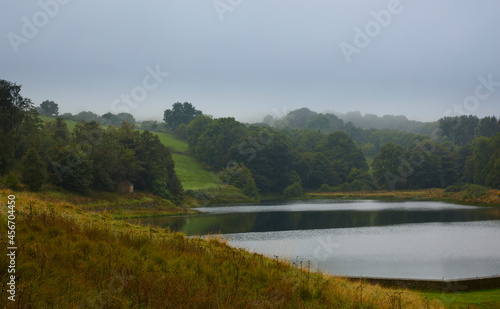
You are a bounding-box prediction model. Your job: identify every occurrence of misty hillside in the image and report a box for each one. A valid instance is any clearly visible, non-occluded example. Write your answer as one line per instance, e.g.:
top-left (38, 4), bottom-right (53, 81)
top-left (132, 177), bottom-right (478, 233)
top-left (263, 108), bottom-right (437, 135)
top-left (334, 111), bottom-right (436, 135)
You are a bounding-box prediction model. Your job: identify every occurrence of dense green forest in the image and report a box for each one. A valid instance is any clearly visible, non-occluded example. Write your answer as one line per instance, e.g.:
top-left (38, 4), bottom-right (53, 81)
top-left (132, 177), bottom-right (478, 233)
top-left (1, 79), bottom-right (499, 202)
top-left (182, 107), bottom-right (499, 198)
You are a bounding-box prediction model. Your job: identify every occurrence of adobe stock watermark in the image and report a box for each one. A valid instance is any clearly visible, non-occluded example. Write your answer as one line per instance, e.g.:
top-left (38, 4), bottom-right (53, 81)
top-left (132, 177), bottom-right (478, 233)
top-left (311, 235), bottom-right (341, 270)
top-left (237, 131), bottom-right (274, 163)
top-left (340, 0), bottom-right (408, 64)
top-left (383, 73), bottom-right (500, 190)
top-left (213, 0), bottom-right (243, 21)
top-left (440, 280), bottom-right (468, 304)
top-left (7, 0), bottom-right (72, 54)
top-left (443, 74), bottom-right (500, 117)
top-left (110, 65), bottom-right (169, 114)
top-left (82, 269), bottom-right (134, 308)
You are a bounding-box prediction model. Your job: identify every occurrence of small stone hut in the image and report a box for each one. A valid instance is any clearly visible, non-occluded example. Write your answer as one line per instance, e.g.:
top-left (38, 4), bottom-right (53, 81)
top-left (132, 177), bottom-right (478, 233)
top-left (118, 181), bottom-right (134, 193)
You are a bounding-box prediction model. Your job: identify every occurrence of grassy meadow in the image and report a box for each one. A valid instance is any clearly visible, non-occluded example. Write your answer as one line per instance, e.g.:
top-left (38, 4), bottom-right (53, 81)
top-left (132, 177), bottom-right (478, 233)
top-left (0, 189), bottom-right (445, 308)
top-left (423, 289), bottom-right (500, 309)
top-left (171, 153), bottom-right (221, 191)
top-left (39, 115), bottom-right (79, 132)
top-left (150, 131), bottom-right (189, 153)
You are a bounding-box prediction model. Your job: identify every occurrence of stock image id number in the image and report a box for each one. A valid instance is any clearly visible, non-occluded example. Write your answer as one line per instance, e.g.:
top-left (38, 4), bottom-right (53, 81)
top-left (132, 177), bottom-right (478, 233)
top-left (7, 195), bottom-right (16, 246)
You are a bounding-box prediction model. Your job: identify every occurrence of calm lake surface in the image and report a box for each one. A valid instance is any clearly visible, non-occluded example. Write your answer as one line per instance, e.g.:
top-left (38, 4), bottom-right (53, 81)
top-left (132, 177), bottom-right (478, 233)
top-left (130, 200), bottom-right (500, 279)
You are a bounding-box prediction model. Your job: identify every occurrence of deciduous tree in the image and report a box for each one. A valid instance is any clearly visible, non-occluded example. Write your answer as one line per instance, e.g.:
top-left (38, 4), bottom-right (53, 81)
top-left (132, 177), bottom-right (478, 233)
top-left (21, 148), bottom-right (47, 191)
top-left (372, 142), bottom-right (406, 190)
top-left (219, 162), bottom-right (259, 200)
top-left (0, 80), bottom-right (31, 174)
top-left (163, 102), bottom-right (202, 130)
top-left (40, 100), bottom-right (59, 116)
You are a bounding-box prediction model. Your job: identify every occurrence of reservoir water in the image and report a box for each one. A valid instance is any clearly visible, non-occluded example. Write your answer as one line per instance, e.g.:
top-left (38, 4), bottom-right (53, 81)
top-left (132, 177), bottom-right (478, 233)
top-left (130, 200), bottom-right (500, 279)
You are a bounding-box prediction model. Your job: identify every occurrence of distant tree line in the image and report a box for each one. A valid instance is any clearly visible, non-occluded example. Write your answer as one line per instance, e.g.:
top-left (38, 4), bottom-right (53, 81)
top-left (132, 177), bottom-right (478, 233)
top-left (40, 101), bottom-right (172, 133)
top-left (263, 108), bottom-right (439, 159)
top-left (0, 80), bottom-right (182, 200)
top-left (372, 133), bottom-right (500, 190)
top-left (335, 110), bottom-right (435, 135)
top-left (438, 115), bottom-right (500, 146)
top-left (369, 114), bottom-right (499, 190)
top-left (264, 108), bottom-right (437, 135)
top-left (59, 110), bottom-right (137, 126)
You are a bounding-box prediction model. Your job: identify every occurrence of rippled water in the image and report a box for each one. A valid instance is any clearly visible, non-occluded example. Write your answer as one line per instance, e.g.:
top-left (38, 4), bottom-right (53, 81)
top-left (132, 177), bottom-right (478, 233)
top-left (130, 200), bottom-right (500, 279)
top-left (226, 221), bottom-right (500, 279)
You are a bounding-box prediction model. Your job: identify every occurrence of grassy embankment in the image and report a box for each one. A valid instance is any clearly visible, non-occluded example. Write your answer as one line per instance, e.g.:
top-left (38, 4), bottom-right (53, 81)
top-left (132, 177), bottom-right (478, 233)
top-left (0, 189), bottom-right (444, 308)
top-left (423, 289), bottom-right (500, 309)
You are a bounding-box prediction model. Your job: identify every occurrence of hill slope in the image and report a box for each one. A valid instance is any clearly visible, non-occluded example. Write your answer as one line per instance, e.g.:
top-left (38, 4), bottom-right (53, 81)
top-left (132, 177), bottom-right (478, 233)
top-left (139, 131), bottom-right (222, 191)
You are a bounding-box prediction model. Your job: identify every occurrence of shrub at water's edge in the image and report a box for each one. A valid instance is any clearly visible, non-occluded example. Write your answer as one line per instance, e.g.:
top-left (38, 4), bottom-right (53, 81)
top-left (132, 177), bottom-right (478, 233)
top-left (185, 185), bottom-right (257, 206)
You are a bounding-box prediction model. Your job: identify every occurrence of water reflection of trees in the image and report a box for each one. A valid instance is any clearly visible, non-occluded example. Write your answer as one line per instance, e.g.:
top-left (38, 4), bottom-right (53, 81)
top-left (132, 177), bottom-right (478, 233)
top-left (133, 207), bottom-right (500, 235)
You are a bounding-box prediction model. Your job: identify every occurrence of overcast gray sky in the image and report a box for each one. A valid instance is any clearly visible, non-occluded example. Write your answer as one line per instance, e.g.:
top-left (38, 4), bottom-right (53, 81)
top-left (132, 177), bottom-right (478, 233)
top-left (2, 0), bottom-right (499, 122)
